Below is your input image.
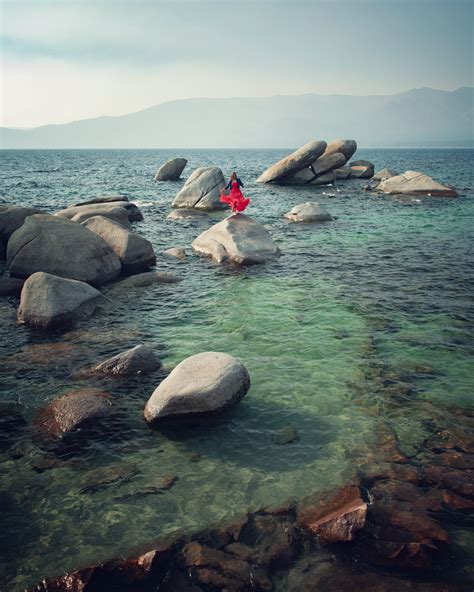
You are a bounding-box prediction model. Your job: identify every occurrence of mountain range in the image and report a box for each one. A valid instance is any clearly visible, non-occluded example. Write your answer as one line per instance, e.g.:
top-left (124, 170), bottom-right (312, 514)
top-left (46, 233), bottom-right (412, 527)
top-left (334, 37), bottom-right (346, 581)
top-left (1, 87), bottom-right (473, 149)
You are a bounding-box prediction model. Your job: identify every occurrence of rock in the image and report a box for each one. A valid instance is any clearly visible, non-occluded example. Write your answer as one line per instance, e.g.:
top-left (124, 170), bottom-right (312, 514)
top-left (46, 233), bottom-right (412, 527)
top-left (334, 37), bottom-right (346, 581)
top-left (163, 247), bottom-right (187, 260)
top-left (0, 240), bottom-right (5, 261)
top-left (172, 167), bottom-right (226, 210)
top-left (0, 205), bottom-right (45, 242)
top-left (373, 168), bottom-right (399, 181)
top-left (73, 194), bottom-right (129, 207)
top-left (57, 201), bottom-right (143, 222)
top-left (297, 484), bottom-right (367, 543)
top-left (167, 209), bottom-right (209, 220)
top-left (144, 352), bottom-right (250, 424)
top-left (83, 345), bottom-right (161, 377)
top-left (310, 152), bottom-right (347, 176)
top-left (275, 425), bottom-right (300, 444)
top-left (114, 474), bottom-right (179, 501)
top-left (35, 388), bottom-right (112, 441)
top-left (154, 158), bottom-right (188, 181)
top-left (257, 140), bottom-right (327, 183)
top-left (7, 214), bottom-right (121, 286)
top-left (284, 202), bottom-right (334, 222)
top-left (309, 171), bottom-right (337, 186)
top-left (358, 461), bottom-right (420, 486)
top-left (322, 139), bottom-right (357, 161)
top-left (79, 463), bottom-right (137, 494)
top-left (376, 171), bottom-right (458, 197)
top-left (335, 165), bottom-right (352, 179)
top-left (423, 466), bottom-right (474, 499)
top-left (108, 271), bottom-right (183, 290)
top-left (0, 277), bottom-right (25, 297)
top-left (192, 213), bottom-right (280, 265)
top-left (71, 206), bottom-right (132, 229)
top-left (278, 167), bottom-right (316, 185)
top-left (82, 216), bottom-right (156, 272)
top-left (18, 272), bottom-right (104, 329)
top-left (350, 159), bottom-right (375, 178)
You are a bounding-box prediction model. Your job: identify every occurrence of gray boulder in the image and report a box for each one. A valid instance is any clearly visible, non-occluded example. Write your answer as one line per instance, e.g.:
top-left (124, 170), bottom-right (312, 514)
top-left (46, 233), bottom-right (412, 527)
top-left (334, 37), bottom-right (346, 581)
top-left (108, 271), bottom-right (184, 290)
top-left (309, 172), bottom-right (336, 185)
top-left (284, 202), bottom-right (334, 222)
top-left (310, 152), bottom-right (347, 176)
top-left (57, 201), bottom-right (143, 222)
top-left (0, 205), bottom-right (45, 242)
top-left (163, 247), bottom-right (187, 260)
top-left (335, 166), bottom-right (352, 179)
top-left (35, 388), bottom-right (112, 441)
top-left (84, 345), bottom-right (161, 376)
top-left (0, 240), bottom-right (5, 261)
top-left (83, 216), bottom-right (156, 272)
top-left (167, 209), bottom-right (210, 220)
top-left (71, 206), bottom-right (132, 229)
top-left (144, 352), bottom-right (250, 423)
top-left (0, 277), bottom-right (25, 297)
top-left (373, 168), bottom-right (399, 181)
top-left (172, 167), bottom-right (226, 210)
top-left (376, 171), bottom-right (458, 197)
top-left (279, 167), bottom-right (315, 185)
top-left (18, 272), bottom-right (104, 329)
top-left (322, 139), bottom-right (357, 160)
top-left (349, 160), bottom-right (375, 179)
top-left (257, 140), bottom-right (327, 183)
top-left (192, 214), bottom-right (280, 265)
top-left (74, 194), bottom-right (129, 207)
top-left (154, 158), bottom-right (188, 181)
top-left (7, 214), bottom-right (121, 285)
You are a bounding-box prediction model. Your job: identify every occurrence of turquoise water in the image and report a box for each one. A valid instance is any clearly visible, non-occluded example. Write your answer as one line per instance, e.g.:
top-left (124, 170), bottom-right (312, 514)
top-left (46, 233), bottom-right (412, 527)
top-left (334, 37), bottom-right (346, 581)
top-left (0, 149), bottom-right (473, 589)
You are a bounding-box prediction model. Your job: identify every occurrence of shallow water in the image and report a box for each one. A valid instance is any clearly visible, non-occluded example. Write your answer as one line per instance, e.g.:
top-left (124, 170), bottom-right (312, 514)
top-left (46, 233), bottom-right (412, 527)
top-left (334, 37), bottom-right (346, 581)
top-left (0, 148), bottom-right (473, 589)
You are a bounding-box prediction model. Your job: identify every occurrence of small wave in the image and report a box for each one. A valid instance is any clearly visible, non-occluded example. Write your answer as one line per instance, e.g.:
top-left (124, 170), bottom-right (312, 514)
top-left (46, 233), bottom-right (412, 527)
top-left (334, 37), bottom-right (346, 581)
top-left (132, 200), bottom-right (155, 207)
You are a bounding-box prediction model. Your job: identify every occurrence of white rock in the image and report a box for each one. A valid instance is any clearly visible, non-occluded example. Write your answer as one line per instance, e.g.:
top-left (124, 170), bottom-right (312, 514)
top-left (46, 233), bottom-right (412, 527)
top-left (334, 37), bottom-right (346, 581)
top-left (144, 352), bottom-right (250, 423)
top-left (376, 171), bottom-right (458, 197)
top-left (257, 140), bottom-right (327, 183)
top-left (172, 167), bottom-right (226, 210)
top-left (154, 158), bottom-right (188, 181)
top-left (192, 213), bottom-right (280, 265)
top-left (284, 202), bottom-right (334, 222)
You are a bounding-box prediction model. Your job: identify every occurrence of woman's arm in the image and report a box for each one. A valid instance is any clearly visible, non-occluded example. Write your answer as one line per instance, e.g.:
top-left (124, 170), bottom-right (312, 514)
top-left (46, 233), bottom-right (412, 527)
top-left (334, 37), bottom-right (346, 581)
top-left (238, 178), bottom-right (244, 188)
top-left (225, 180), bottom-right (232, 190)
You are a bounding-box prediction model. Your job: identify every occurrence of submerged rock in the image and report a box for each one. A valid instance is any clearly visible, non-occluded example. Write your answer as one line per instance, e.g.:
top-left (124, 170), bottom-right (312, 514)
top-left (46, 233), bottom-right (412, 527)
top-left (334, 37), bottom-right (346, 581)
top-left (7, 214), bottom-right (121, 286)
top-left (83, 345), bottom-right (161, 377)
top-left (35, 388), bottom-right (112, 441)
top-left (172, 166), bottom-right (226, 210)
top-left (275, 425), bottom-right (300, 445)
top-left (257, 140), bottom-right (327, 183)
top-left (284, 202), bottom-right (334, 222)
top-left (154, 158), bottom-right (188, 181)
top-left (57, 201), bottom-right (143, 222)
top-left (83, 215), bottom-right (156, 272)
top-left (0, 277), bottom-right (25, 297)
top-left (0, 205), bottom-right (45, 243)
top-left (108, 271), bottom-right (183, 290)
top-left (163, 247), bottom-right (187, 260)
top-left (18, 272), bottom-right (104, 329)
top-left (376, 171), bottom-right (458, 197)
top-left (167, 208), bottom-right (210, 220)
top-left (144, 352), bottom-right (250, 424)
top-left (192, 213), bottom-right (280, 265)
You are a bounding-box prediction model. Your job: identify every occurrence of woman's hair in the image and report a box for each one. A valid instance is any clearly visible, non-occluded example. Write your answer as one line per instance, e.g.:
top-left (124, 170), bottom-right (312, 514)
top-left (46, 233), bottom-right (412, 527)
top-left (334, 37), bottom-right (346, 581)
top-left (231, 171), bottom-right (237, 179)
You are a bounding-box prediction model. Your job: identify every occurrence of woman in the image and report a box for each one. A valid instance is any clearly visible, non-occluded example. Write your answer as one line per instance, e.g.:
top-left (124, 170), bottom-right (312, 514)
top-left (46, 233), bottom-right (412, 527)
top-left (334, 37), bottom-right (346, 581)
top-left (220, 172), bottom-right (250, 214)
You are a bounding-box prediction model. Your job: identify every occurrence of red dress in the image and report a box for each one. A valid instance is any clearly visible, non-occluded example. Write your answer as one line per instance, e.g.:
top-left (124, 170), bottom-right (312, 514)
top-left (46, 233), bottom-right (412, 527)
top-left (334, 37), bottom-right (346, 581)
top-left (220, 181), bottom-right (250, 213)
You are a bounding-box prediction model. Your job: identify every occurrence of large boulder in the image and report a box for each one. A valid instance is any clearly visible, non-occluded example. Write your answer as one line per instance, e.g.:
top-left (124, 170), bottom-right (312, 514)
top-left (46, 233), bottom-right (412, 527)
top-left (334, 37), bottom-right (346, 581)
top-left (172, 167), bottom-right (226, 210)
top-left (18, 272), bottom-right (104, 329)
top-left (284, 202), bottom-right (334, 222)
top-left (144, 352), bottom-right (250, 423)
top-left (192, 213), bottom-right (280, 265)
top-left (82, 345), bottom-right (161, 377)
top-left (71, 206), bottom-right (132, 229)
top-left (335, 166), bottom-right (352, 179)
top-left (35, 388), bottom-right (112, 441)
top-left (154, 158), bottom-right (188, 181)
top-left (376, 171), bottom-right (458, 197)
top-left (7, 214), bottom-right (121, 285)
top-left (57, 201), bottom-right (143, 222)
top-left (83, 216), bottom-right (156, 272)
top-left (373, 168), bottom-right (399, 182)
top-left (310, 152), bottom-right (347, 176)
top-left (74, 194), bottom-right (129, 207)
top-left (257, 140), bottom-right (327, 183)
top-left (322, 139), bottom-right (357, 161)
top-left (0, 205), bottom-right (45, 242)
top-left (278, 167), bottom-right (315, 185)
top-left (349, 159), bottom-right (375, 179)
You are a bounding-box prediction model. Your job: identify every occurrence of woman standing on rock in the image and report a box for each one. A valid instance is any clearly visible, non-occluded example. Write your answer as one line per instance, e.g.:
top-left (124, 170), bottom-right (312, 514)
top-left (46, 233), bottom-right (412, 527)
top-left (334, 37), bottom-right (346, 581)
top-left (220, 172), bottom-right (250, 214)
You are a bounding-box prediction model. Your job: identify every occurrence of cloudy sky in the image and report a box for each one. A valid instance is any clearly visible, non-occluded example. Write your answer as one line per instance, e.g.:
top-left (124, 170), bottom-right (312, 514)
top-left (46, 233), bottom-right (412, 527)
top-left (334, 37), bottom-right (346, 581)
top-left (1, 0), bottom-right (473, 128)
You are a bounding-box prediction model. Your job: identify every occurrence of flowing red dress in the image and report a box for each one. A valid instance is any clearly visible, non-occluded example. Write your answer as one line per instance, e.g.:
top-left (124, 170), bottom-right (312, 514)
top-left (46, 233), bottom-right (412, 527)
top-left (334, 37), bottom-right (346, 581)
top-left (220, 181), bottom-right (250, 213)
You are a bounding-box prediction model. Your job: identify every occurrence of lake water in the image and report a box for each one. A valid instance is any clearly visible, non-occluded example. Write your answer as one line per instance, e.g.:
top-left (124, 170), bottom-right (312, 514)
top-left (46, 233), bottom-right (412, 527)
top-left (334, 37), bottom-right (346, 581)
top-left (0, 148), bottom-right (473, 590)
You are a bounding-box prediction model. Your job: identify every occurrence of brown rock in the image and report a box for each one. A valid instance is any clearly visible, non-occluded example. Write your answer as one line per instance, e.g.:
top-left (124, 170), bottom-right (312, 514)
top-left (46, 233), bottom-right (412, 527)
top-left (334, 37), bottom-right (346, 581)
top-left (424, 466), bottom-right (474, 498)
top-left (358, 462), bottom-right (419, 486)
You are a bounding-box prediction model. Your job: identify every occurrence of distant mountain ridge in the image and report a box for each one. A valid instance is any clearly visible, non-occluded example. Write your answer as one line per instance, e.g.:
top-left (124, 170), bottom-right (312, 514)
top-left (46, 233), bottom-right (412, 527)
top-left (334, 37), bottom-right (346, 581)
top-left (1, 87), bottom-right (473, 149)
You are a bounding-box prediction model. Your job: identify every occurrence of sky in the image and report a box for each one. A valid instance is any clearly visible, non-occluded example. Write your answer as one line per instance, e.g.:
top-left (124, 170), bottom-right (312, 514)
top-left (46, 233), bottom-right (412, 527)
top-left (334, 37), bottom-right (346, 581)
top-left (0, 0), bottom-right (473, 129)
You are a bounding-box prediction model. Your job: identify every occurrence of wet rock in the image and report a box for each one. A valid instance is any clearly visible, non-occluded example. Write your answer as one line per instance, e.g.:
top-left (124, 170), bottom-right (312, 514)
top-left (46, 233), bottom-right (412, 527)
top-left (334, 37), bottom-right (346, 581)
top-left (284, 202), bottom-right (334, 223)
top-left (9, 341), bottom-right (83, 367)
top-left (0, 205), bottom-right (45, 242)
top-left (349, 159), bottom-right (375, 179)
top-left (81, 345), bottom-right (161, 377)
top-left (172, 167), bottom-right (226, 210)
top-left (257, 140), bottom-right (327, 183)
top-left (424, 450), bottom-right (474, 470)
top-left (0, 277), bottom-right (25, 297)
top-left (167, 209), bottom-right (210, 220)
top-left (71, 206), bottom-right (132, 229)
top-left (308, 171), bottom-right (337, 185)
top-left (79, 463), bottom-right (137, 494)
top-left (357, 461), bottom-right (419, 486)
top-left (7, 214), bottom-right (121, 286)
top-left (377, 171), bottom-right (458, 197)
top-left (154, 158), bottom-right (188, 181)
top-left (58, 201), bottom-right (143, 222)
top-left (18, 272), bottom-right (105, 329)
top-left (108, 271), bottom-right (183, 290)
top-left (74, 194), bottom-right (129, 207)
top-left (113, 474), bottom-right (178, 501)
top-left (192, 213), bottom-right (280, 265)
top-left (373, 167), bottom-right (399, 181)
top-left (163, 247), bottom-right (187, 260)
top-left (144, 352), bottom-right (250, 424)
top-left (297, 483), bottom-right (367, 543)
top-left (31, 456), bottom-right (61, 473)
top-left (310, 152), bottom-right (347, 176)
top-left (423, 466), bottom-right (474, 499)
top-left (275, 425), bottom-right (300, 444)
top-left (83, 215), bottom-right (156, 272)
top-left (35, 388), bottom-right (112, 442)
